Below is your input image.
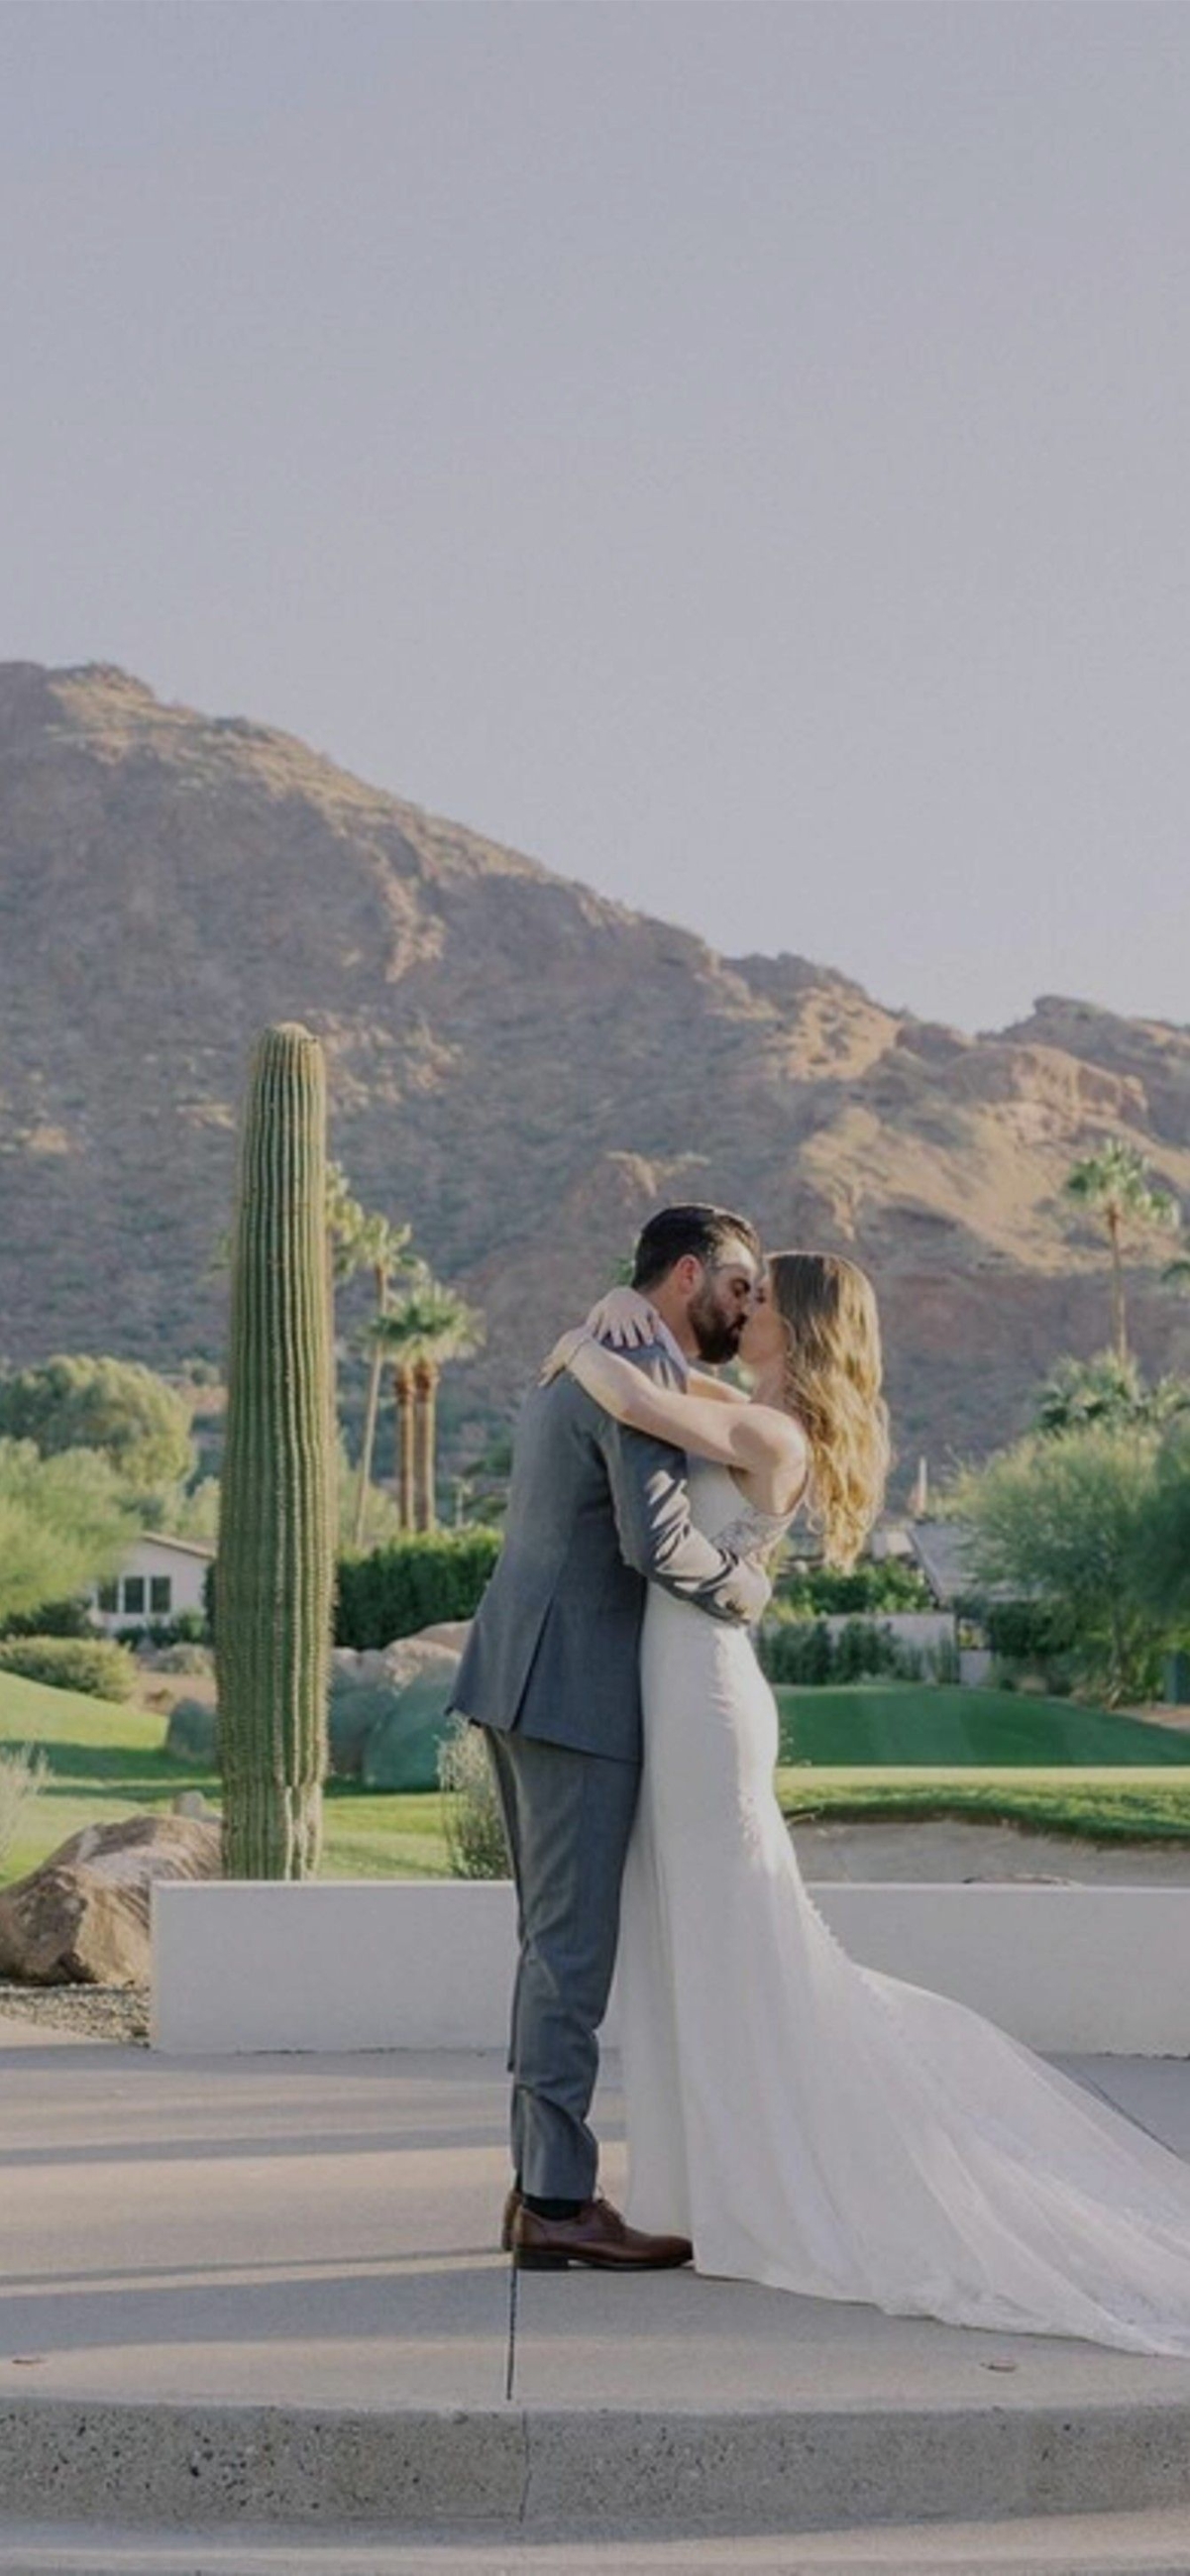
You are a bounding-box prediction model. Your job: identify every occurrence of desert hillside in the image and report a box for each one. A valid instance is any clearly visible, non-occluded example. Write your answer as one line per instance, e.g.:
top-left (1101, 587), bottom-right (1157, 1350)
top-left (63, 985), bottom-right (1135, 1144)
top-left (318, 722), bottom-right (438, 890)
top-left (2, 661), bottom-right (1187, 1490)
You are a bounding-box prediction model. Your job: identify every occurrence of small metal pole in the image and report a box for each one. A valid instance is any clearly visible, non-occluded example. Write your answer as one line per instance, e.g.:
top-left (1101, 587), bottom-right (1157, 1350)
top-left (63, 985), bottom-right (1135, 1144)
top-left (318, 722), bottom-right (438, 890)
top-left (504, 2252), bottom-right (520, 2403)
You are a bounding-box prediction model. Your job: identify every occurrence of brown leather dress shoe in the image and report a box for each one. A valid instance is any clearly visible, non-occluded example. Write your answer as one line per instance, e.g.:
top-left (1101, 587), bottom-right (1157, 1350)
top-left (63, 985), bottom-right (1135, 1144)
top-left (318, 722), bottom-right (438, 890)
top-left (512, 2194), bottom-right (693, 2272)
top-left (499, 2185), bottom-right (522, 2252)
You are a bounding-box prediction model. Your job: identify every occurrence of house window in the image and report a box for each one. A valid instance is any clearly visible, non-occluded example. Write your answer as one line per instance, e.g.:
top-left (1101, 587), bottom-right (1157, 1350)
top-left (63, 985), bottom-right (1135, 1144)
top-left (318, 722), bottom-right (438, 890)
top-left (123, 1576), bottom-right (146, 1616)
top-left (97, 1582), bottom-right (118, 1615)
top-left (150, 1575), bottom-right (172, 1615)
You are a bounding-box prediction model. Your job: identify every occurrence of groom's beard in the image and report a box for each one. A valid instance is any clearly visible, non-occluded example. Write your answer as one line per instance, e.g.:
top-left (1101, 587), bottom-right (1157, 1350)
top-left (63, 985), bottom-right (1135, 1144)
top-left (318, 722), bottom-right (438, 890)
top-left (688, 1283), bottom-right (748, 1366)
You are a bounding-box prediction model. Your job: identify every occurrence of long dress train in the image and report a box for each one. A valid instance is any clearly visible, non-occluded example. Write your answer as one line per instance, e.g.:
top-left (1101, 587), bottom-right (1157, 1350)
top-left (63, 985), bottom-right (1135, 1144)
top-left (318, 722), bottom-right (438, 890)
top-left (617, 1461), bottom-right (1190, 2356)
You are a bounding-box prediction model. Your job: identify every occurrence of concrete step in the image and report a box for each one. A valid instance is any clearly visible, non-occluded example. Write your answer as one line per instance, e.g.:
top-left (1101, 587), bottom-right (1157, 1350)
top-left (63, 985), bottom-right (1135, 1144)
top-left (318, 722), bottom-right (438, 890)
top-left (2, 2504), bottom-right (1190, 2574)
top-left (4, 2393), bottom-right (1190, 2540)
top-left (7, 2047), bottom-right (1190, 2552)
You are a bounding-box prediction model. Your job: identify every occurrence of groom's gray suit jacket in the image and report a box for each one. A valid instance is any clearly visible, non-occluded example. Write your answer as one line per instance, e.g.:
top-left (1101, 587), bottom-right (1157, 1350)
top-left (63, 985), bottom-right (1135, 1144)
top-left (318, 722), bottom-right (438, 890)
top-left (451, 1344), bottom-right (760, 1764)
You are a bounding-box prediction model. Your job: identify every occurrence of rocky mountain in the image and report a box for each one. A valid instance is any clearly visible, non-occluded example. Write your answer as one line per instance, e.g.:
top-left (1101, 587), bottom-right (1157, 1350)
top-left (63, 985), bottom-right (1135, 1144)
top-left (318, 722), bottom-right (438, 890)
top-left (2, 660), bottom-right (1188, 1495)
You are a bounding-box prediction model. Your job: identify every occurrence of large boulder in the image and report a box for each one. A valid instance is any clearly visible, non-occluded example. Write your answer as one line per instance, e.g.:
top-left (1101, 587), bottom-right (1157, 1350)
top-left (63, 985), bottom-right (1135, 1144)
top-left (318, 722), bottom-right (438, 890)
top-left (328, 1679), bottom-right (382, 1780)
top-left (161, 1618), bottom-right (473, 1783)
top-left (361, 1668), bottom-right (461, 1791)
top-left (409, 1621), bottom-right (473, 1655)
top-left (329, 1624), bottom-right (467, 1780)
top-left (0, 1812), bottom-right (221, 1988)
top-left (332, 1627), bottom-right (469, 1694)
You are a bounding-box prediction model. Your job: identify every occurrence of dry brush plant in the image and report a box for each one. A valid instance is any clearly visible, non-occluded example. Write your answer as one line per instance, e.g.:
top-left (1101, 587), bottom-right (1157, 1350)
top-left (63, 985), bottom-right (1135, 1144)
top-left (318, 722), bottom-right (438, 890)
top-left (0, 1745), bottom-right (49, 1876)
top-left (437, 1716), bottom-right (510, 1879)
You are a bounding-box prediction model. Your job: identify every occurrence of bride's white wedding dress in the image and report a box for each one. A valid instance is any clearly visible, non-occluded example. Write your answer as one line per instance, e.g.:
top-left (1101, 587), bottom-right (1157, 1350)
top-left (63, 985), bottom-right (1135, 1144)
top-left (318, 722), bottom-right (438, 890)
top-left (617, 1460), bottom-right (1190, 2355)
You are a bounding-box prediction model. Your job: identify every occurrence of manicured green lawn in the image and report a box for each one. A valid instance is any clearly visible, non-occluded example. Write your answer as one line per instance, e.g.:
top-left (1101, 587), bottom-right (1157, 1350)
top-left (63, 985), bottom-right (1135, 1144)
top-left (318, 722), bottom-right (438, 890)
top-left (6, 1670), bottom-right (1190, 1884)
top-left (775, 1767), bottom-right (1190, 1843)
top-left (0, 1672), bottom-right (449, 1882)
top-left (319, 1783), bottom-right (451, 1879)
top-left (773, 1684), bottom-right (1190, 1769)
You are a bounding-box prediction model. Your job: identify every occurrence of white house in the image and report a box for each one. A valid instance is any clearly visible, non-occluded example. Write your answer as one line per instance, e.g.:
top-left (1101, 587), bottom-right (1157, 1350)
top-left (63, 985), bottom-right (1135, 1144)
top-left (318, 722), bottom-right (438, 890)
top-left (89, 1534), bottom-right (214, 1632)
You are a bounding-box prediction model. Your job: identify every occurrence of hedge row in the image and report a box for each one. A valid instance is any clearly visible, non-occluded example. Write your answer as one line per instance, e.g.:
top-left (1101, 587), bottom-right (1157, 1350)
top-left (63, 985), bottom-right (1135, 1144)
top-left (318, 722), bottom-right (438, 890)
top-left (981, 1599), bottom-right (1080, 1663)
top-left (776, 1560), bottom-right (930, 1615)
top-left (760, 1617), bottom-right (908, 1686)
top-left (759, 1616), bottom-right (958, 1688)
top-left (204, 1531), bottom-right (503, 1651)
top-left (0, 1635), bottom-right (139, 1700)
top-left (334, 1531), bottom-right (502, 1649)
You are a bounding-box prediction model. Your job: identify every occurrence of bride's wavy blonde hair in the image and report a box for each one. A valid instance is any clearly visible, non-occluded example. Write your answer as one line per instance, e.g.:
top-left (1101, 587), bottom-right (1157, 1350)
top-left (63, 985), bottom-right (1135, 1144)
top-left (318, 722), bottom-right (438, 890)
top-left (766, 1251), bottom-right (890, 1569)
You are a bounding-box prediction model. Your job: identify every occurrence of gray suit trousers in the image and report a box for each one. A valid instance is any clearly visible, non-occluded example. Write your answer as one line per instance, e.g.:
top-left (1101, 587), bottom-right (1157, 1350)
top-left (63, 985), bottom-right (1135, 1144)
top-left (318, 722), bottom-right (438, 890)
top-left (483, 1726), bottom-right (640, 2204)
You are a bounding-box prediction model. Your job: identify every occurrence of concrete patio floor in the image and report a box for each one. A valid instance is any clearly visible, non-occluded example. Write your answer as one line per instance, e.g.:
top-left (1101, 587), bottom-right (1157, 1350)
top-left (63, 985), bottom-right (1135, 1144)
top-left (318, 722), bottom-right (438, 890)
top-left (4, 2015), bottom-right (1190, 2550)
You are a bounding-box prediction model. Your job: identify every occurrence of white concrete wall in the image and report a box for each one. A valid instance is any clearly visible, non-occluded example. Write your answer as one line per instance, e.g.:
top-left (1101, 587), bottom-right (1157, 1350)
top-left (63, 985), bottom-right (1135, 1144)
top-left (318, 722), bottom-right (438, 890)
top-left (153, 1879), bottom-right (1190, 2058)
top-left (89, 1537), bottom-right (211, 1632)
top-left (815, 1611), bottom-right (956, 1657)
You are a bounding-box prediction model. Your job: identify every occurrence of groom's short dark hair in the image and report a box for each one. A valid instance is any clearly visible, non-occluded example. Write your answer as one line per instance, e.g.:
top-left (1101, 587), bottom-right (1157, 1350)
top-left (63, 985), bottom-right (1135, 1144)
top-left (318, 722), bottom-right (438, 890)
top-left (632, 1204), bottom-right (761, 1292)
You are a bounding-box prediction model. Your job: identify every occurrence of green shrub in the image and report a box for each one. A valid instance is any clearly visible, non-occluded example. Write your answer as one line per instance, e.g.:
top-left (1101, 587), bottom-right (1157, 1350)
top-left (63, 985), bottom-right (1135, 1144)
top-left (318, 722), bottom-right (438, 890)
top-left (1132, 1426), bottom-right (1190, 1626)
top-left (761, 1621), bottom-right (835, 1684)
top-left (760, 1616), bottom-right (936, 1687)
top-left (926, 1631), bottom-right (961, 1686)
top-left (152, 1641), bottom-right (215, 1675)
top-left (0, 1634), bottom-right (137, 1701)
top-left (164, 1695), bottom-right (218, 1764)
top-left (0, 1353), bottom-right (195, 1490)
top-left (0, 1439), bottom-right (136, 1630)
top-left (982, 1600), bottom-right (1080, 1664)
top-left (776, 1560), bottom-right (930, 1617)
top-left (335, 1531), bottom-right (501, 1648)
top-left (948, 1426), bottom-right (1170, 1707)
top-left (0, 1595), bottom-right (97, 1641)
top-left (156, 1609), bottom-right (210, 1647)
top-left (117, 1610), bottom-right (211, 1651)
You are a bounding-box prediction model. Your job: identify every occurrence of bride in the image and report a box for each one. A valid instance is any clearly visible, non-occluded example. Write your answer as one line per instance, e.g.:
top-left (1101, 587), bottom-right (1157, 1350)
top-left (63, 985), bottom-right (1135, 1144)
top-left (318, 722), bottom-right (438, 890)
top-left (547, 1251), bottom-right (1190, 2357)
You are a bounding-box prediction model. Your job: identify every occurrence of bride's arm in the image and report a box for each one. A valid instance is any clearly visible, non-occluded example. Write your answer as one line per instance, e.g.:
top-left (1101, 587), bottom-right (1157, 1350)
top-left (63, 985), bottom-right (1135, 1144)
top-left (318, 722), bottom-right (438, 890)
top-left (688, 1368), bottom-right (750, 1408)
top-left (559, 1335), bottom-right (806, 1484)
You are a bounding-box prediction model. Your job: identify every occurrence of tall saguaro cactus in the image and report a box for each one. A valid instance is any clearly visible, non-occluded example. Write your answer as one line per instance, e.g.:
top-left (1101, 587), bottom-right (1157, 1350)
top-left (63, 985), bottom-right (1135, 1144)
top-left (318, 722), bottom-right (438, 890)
top-left (217, 1024), bottom-right (335, 1878)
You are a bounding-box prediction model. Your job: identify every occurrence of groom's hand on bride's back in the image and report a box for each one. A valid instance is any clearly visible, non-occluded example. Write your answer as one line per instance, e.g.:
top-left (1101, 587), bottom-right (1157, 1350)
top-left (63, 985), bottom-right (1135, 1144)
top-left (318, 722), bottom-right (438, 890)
top-left (735, 1557), bottom-right (773, 1625)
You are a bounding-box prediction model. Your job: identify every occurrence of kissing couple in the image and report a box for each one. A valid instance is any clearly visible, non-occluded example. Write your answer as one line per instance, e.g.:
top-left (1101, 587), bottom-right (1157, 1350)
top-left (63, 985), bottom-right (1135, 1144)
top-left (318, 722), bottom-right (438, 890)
top-left (452, 1202), bottom-right (1190, 2354)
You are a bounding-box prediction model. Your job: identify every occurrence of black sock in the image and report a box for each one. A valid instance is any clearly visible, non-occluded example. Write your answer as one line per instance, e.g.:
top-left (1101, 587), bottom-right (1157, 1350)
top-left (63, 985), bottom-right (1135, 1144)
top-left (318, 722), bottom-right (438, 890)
top-left (523, 2194), bottom-right (583, 2220)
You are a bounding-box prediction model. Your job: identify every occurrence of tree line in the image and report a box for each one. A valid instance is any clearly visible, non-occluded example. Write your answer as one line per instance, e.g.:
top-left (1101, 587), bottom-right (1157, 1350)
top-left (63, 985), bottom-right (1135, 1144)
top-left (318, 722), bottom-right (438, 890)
top-left (950, 1142), bottom-right (1190, 1707)
top-left (0, 1161), bottom-right (485, 1635)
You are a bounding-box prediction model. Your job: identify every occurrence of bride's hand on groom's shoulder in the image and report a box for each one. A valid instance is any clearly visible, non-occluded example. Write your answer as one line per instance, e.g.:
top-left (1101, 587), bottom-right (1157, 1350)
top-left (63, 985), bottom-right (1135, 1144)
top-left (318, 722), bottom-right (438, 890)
top-left (583, 1286), bottom-right (661, 1349)
top-left (539, 1326), bottom-right (595, 1386)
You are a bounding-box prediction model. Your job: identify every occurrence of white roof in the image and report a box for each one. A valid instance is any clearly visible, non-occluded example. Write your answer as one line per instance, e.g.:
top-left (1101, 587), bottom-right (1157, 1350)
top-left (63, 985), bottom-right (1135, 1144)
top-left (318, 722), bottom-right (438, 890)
top-left (906, 1521), bottom-right (975, 1605)
top-left (126, 1533), bottom-right (215, 1561)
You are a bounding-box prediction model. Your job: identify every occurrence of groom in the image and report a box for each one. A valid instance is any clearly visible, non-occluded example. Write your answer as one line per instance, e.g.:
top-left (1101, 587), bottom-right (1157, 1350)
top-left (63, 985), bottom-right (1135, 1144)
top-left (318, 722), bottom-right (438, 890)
top-left (451, 1203), bottom-right (768, 2271)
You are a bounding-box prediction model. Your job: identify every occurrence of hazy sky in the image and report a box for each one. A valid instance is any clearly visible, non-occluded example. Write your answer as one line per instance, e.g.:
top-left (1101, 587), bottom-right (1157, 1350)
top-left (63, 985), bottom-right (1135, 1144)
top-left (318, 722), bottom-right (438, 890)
top-left (2, 0), bottom-right (1187, 1033)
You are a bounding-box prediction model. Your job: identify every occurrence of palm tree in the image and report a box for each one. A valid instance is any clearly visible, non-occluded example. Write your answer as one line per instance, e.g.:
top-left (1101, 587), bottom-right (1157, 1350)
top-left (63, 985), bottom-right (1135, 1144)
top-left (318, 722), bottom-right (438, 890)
top-left (325, 1161), bottom-right (371, 1285)
top-left (348, 1210), bottom-right (416, 1548)
top-left (1033, 1348), bottom-right (1190, 1438)
top-left (364, 1301), bottom-right (423, 1532)
top-left (1064, 1140), bottom-right (1180, 1361)
top-left (365, 1276), bottom-right (484, 1532)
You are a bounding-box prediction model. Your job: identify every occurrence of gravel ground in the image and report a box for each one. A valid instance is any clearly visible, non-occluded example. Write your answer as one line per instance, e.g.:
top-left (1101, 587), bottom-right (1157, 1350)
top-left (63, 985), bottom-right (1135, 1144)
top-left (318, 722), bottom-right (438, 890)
top-left (0, 1983), bottom-right (149, 2043)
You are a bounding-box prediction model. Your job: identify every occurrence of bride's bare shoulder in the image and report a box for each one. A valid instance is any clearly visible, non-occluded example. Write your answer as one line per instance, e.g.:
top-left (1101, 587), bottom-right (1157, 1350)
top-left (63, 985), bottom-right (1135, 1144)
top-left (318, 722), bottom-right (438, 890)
top-left (731, 1401), bottom-right (809, 1477)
